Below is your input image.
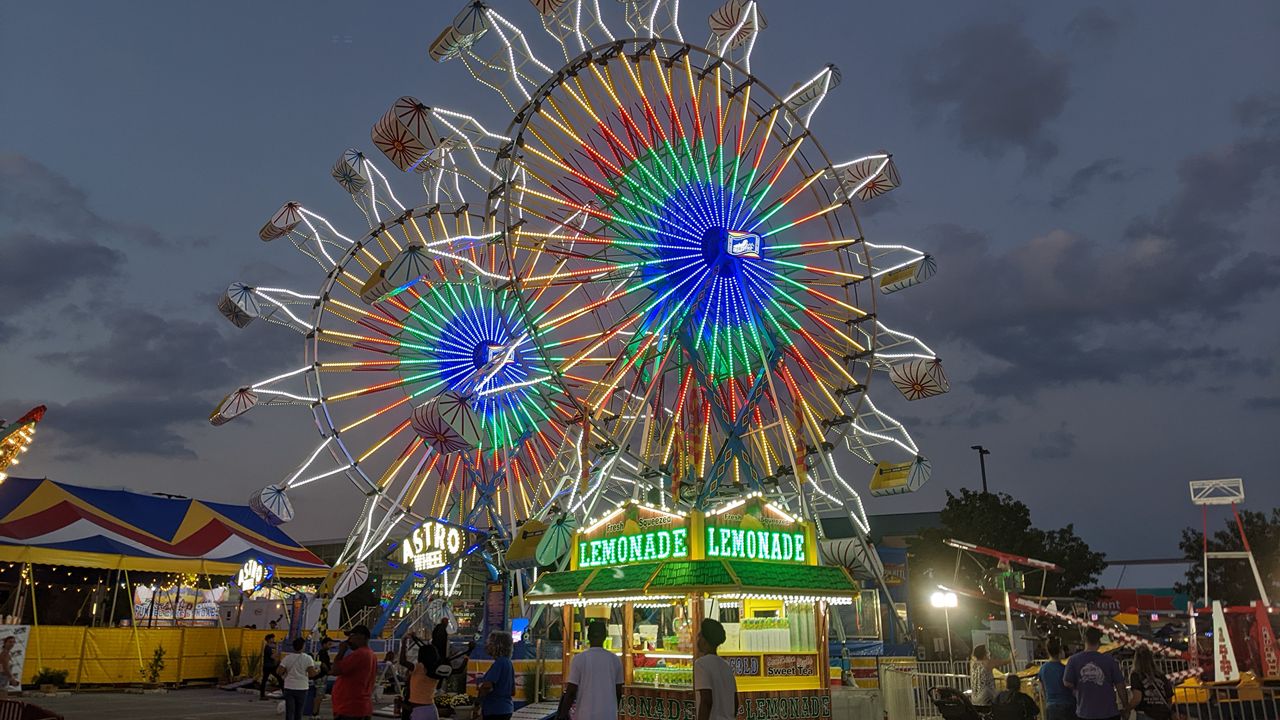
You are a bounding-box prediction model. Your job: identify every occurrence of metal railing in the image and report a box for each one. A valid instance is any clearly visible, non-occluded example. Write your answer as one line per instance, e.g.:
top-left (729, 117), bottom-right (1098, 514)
top-left (1175, 683), bottom-right (1280, 720)
top-left (882, 662), bottom-right (1048, 720)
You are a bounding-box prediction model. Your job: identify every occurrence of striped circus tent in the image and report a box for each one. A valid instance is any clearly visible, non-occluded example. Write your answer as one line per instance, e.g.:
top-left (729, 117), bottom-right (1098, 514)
top-left (0, 477), bottom-right (327, 577)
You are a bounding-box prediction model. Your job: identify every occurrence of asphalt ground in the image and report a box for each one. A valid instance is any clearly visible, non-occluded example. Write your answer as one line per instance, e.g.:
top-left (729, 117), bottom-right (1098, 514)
top-left (22, 688), bottom-right (303, 719)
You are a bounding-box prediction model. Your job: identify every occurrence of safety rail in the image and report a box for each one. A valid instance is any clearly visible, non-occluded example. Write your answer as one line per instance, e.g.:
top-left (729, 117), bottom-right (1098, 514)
top-left (1174, 683), bottom-right (1280, 720)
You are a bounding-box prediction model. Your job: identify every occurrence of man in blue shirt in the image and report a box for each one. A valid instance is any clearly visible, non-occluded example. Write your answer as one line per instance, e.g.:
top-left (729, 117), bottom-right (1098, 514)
top-left (1064, 628), bottom-right (1128, 720)
top-left (477, 631), bottom-right (515, 720)
top-left (1037, 638), bottom-right (1074, 720)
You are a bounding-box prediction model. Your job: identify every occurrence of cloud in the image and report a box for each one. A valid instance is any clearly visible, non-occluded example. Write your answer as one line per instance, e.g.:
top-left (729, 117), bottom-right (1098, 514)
top-left (1245, 396), bottom-right (1280, 412)
top-left (0, 154), bottom-right (165, 247)
top-left (1030, 423), bottom-right (1077, 460)
top-left (39, 306), bottom-right (300, 399)
top-left (0, 233), bottom-right (124, 309)
top-left (40, 311), bottom-right (241, 394)
top-left (1234, 94), bottom-right (1280, 130)
top-left (1067, 7), bottom-right (1121, 48)
top-left (1050, 157), bottom-right (1131, 209)
top-left (907, 22), bottom-right (1069, 166)
top-left (41, 394), bottom-right (210, 460)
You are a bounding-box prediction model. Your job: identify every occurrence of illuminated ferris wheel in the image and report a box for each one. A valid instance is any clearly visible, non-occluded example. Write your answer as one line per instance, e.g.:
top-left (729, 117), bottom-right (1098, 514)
top-left (213, 0), bottom-right (947, 605)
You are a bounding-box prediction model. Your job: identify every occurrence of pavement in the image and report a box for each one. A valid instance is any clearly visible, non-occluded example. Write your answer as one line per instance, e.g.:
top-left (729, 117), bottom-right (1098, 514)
top-left (21, 688), bottom-right (299, 720)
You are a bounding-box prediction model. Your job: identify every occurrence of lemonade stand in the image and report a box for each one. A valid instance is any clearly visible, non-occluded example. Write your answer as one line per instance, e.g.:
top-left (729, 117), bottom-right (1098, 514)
top-left (528, 496), bottom-right (860, 720)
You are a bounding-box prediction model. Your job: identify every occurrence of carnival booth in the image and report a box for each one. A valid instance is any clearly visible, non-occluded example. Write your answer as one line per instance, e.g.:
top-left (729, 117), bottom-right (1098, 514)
top-left (528, 496), bottom-right (860, 719)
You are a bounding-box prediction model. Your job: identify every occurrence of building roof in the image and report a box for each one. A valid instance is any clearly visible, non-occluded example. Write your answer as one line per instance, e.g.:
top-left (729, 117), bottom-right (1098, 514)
top-left (819, 511), bottom-right (942, 543)
top-left (0, 477), bottom-right (328, 577)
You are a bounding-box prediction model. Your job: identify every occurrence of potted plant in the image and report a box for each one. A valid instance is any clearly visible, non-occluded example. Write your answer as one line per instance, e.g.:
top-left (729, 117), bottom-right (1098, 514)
top-left (32, 667), bottom-right (68, 694)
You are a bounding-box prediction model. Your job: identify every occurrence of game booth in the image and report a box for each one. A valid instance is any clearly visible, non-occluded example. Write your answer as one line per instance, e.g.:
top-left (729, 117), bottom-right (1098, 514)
top-left (528, 496), bottom-right (860, 720)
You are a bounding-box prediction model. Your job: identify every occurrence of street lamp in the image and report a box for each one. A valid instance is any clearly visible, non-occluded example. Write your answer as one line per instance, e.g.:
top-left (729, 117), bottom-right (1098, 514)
top-left (970, 445), bottom-right (991, 494)
top-left (931, 590), bottom-right (958, 662)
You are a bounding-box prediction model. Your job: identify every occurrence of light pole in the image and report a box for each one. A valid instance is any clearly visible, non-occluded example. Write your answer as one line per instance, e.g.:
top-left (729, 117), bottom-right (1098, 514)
top-left (970, 445), bottom-right (990, 494)
top-left (931, 590), bottom-right (958, 662)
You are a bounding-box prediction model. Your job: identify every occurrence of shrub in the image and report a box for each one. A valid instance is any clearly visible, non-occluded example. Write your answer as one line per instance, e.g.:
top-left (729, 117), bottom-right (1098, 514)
top-left (226, 647), bottom-right (243, 678)
top-left (141, 646), bottom-right (166, 685)
top-left (32, 667), bottom-right (69, 687)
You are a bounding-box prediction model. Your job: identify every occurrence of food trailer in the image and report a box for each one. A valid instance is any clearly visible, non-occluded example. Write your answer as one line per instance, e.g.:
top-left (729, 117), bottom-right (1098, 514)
top-left (528, 495), bottom-right (862, 719)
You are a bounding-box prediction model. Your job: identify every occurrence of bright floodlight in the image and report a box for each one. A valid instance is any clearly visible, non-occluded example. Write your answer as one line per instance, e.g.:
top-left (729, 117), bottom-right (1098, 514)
top-left (931, 591), bottom-right (958, 608)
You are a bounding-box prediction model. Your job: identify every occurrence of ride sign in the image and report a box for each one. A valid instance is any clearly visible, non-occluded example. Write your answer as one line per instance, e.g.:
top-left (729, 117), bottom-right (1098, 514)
top-left (400, 519), bottom-right (465, 572)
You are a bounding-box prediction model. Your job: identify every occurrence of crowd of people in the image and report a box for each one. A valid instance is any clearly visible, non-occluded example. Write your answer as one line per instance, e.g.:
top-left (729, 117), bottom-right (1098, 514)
top-left (968, 627), bottom-right (1177, 720)
top-left (255, 618), bottom-right (519, 720)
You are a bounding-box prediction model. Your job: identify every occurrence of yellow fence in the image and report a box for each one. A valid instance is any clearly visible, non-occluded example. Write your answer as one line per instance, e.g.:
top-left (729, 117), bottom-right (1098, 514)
top-left (22, 626), bottom-right (275, 685)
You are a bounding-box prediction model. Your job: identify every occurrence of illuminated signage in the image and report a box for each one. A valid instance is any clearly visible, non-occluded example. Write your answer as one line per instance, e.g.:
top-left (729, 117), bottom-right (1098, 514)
top-left (401, 519), bottom-right (464, 572)
top-left (705, 526), bottom-right (807, 564)
top-left (237, 558), bottom-right (273, 594)
top-left (579, 528), bottom-right (689, 568)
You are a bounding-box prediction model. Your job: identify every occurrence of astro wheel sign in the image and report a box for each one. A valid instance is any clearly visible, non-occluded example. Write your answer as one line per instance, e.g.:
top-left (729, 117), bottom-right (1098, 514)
top-left (400, 518), bottom-right (466, 572)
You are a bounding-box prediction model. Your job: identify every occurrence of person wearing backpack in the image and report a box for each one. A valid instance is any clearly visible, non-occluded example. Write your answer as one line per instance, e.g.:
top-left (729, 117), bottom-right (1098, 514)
top-left (1127, 647), bottom-right (1176, 720)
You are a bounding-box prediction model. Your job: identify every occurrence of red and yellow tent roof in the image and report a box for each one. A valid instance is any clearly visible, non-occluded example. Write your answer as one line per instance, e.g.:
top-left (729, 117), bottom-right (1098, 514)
top-left (0, 477), bottom-right (327, 577)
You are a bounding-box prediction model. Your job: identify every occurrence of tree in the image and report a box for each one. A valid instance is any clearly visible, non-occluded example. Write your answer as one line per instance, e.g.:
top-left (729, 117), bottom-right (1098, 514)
top-left (1176, 507), bottom-right (1280, 607)
top-left (908, 489), bottom-right (1107, 606)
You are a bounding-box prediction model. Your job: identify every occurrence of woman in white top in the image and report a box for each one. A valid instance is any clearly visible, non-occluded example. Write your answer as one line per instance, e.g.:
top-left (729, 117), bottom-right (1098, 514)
top-left (968, 645), bottom-right (1008, 707)
top-left (276, 637), bottom-right (319, 720)
top-left (694, 619), bottom-right (738, 720)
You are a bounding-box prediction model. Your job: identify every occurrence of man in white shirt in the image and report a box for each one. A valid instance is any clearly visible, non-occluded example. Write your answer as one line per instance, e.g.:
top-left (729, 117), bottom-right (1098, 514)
top-left (276, 637), bottom-right (319, 720)
top-left (694, 619), bottom-right (738, 720)
top-left (557, 620), bottom-right (623, 719)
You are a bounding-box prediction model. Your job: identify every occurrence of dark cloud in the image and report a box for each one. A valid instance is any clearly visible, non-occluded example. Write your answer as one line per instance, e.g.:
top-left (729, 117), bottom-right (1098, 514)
top-left (0, 154), bottom-right (165, 247)
top-left (1234, 94), bottom-right (1280, 130)
top-left (0, 233), bottom-right (124, 309)
top-left (1066, 7), bottom-right (1121, 48)
top-left (1050, 157), bottom-right (1131, 209)
top-left (41, 394), bottom-right (210, 460)
top-left (1030, 423), bottom-right (1076, 460)
top-left (1245, 396), bottom-right (1280, 412)
top-left (39, 308), bottom-right (298, 397)
top-left (907, 110), bottom-right (1280, 397)
top-left (906, 22), bottom-right (1069, 166)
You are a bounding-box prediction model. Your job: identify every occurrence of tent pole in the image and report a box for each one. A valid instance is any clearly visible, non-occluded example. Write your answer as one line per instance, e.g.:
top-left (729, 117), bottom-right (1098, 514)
top-left (208, 574), bottom-right (232, 681)
top-left (28, 564), bottom-right (43, 673)
top-left (124, 569), bottom-right (144, 673)
top-left (108, 567), bottom-right (120, 627)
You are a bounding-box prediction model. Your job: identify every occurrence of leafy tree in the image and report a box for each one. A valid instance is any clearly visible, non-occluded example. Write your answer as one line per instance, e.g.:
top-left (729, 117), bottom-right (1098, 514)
top-left (907, 489), bottom-right (1107, 611)
top-left (1176, 507), bottom-right (1280, 607)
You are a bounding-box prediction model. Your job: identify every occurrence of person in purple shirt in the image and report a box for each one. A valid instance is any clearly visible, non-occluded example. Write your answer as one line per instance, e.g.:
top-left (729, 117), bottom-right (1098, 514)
top-left (1063, 628), bottom-right (1129, 720)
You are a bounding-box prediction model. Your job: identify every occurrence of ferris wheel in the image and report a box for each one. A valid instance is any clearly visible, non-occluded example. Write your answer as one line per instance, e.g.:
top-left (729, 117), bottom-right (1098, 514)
top-left (213, 0), bottom-right (947, 611)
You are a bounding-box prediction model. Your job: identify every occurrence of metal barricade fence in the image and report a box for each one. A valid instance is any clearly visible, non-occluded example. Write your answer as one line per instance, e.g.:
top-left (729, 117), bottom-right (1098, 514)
top-left (1175, 683), bottom-right (1280, 720)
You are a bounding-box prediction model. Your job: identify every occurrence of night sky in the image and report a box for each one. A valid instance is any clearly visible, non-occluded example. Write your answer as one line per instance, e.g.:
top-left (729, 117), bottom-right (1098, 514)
top-left (2, 1), bottom-right (1277, 588)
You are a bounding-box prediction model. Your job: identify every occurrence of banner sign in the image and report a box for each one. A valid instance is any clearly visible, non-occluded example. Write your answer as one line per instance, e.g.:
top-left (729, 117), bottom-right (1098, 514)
top-left (705, 526), bottom-right (807, 564)
top-left (0, 625), bottom-right (29, 691)
top-left (725, 654), bottom-right (760, 676)
top-left (1212, 600), bottom-right (1239, 682)
top-left (484, 581), bottom-right (508, 636)
top-left (132, 585), bottom-right (227, 624)
top-left (764, 653), bottom-right (818, 677)
top-left (621, 686), bottom-right (696, 720)
top-left (576, 502), bottom-right (690, 569)
top-left (703, 497), bottom-right (814, 566)
top-left (741, 690), bottom-right (833, 720)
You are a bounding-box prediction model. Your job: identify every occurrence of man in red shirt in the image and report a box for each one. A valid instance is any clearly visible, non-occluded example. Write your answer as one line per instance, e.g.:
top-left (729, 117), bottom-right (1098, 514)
top-left (330, 624), bottom-right (377, 720)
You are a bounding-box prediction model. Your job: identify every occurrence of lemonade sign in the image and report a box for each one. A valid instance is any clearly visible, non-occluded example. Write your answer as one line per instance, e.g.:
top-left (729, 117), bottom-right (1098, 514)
top-left (576, 502), bottom-right (690, 569)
